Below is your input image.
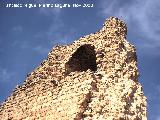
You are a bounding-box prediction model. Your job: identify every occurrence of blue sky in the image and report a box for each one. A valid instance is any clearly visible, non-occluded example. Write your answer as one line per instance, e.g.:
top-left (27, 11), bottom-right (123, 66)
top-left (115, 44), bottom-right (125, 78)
top-left (0, 0), bottom-right (160, 119)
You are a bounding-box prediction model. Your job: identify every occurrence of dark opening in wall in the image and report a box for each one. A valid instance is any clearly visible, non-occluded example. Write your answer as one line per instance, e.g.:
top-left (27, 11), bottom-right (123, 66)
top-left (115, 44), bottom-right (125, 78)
top-left (65, 44), bottom-right (97, 75)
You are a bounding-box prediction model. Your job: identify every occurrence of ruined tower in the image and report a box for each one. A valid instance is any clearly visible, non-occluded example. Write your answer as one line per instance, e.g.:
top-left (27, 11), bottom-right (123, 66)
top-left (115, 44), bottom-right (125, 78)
top-left (0, 17), bottom-right (147, 120)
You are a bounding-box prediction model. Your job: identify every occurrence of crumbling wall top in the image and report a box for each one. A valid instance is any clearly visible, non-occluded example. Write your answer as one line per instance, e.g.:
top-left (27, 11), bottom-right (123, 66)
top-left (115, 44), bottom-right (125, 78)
top-left (102, 17), bottom-right (127, 38)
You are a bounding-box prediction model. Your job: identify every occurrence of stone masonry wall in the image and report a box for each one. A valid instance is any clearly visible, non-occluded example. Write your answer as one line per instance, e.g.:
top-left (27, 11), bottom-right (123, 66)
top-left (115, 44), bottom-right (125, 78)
top-left (0, 17), bottom-right (147, 120)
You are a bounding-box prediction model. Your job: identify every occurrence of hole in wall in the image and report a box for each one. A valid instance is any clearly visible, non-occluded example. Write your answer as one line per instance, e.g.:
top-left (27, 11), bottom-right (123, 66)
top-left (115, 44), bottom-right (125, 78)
top-left (65, 44), bottom-right (97, 75)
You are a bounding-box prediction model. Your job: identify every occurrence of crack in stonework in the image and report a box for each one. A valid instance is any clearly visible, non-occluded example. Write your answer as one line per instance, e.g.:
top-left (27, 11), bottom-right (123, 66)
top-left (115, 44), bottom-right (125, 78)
top-left (74, 75), bottom-right (99, 120)
top-left (74, 92), bottom-right (92, 120)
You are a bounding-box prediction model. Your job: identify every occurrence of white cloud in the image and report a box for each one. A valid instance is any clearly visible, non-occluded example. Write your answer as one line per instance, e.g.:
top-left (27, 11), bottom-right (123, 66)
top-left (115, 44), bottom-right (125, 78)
top-left (46, 19), bottom-right (64, 39)
top-left (156, 116), bottom-right (160, 120)
top-left (39, 6), bottom-right (61, 17)
top-left (51, 29), bottom-right (76, 45)
top-left (156, 85), bottom-right (160, 95)
top-left (33, 45), bottom-right (50, 55)
top-left (12, 26), bottom-right (23, 33)
top-left (0, 37), bottom-right (3, 52)
top-left (36, 0), bottom-right (61, 17)
top-left (34, 8), bottom-right (76, 46)
top-left (34, 0), bottom-right (70, 44)
top-left (99, 0), bottom-right (160, 50)
top-left (32, 0), bottom-right (76, 53)
top-left (0, 68), bottom-right (15, 82)
top-left (146, 83), bottom-right (160, 101)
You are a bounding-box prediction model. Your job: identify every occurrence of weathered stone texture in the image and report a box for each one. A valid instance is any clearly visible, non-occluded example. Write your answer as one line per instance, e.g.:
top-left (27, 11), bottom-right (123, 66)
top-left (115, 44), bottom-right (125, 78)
top-left (0, 17), bottom-right (147, 120)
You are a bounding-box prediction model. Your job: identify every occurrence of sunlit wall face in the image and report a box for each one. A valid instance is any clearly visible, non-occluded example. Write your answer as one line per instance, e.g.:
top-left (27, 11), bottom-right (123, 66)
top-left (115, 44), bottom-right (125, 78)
top-left (0, 0), bottom-right (160, 119)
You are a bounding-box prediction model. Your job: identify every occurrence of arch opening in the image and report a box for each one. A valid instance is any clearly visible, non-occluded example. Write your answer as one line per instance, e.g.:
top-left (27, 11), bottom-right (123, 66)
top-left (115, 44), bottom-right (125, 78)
top-left (65, 44), bottom-right (97, 75)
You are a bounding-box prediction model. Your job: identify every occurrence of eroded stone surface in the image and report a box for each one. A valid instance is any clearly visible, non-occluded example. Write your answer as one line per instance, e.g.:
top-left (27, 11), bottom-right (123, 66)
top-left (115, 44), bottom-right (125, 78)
top-left (0, 17), bottom-right (147, 120)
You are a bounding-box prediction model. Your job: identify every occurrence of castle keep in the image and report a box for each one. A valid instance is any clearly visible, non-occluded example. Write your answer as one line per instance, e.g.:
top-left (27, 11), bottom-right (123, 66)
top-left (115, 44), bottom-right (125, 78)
top-left (0, 17), bottom-right (147, 120)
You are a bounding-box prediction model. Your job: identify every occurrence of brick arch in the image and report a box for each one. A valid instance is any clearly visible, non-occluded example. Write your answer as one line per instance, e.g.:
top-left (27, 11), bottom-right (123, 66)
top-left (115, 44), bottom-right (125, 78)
top-left (65, 44), bottom-right (97, 74)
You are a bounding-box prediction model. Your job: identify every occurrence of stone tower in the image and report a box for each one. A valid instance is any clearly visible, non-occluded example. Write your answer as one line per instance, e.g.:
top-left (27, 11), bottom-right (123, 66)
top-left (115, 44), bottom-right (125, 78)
top-left (0, 17), bottom-right (147, 120)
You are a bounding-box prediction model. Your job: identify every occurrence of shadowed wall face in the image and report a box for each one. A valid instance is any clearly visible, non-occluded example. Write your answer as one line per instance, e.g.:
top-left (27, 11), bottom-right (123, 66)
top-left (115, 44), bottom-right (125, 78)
top-left (65, 44), bottom-right (97, 74)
